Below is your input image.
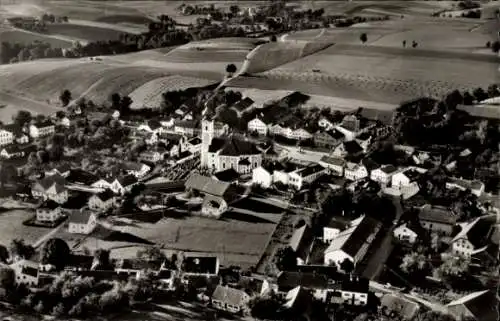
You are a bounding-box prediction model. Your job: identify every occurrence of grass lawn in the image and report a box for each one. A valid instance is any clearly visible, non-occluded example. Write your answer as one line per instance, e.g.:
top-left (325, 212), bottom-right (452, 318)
top-left (0, 210), bottom-right (49, 246)
top-left (105, 214), bottom-right (279, 268)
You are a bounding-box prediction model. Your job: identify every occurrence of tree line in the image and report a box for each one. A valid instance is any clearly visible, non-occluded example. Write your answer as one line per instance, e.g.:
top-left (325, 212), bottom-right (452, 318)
top-left (0, 41), bottom-right (63, 64)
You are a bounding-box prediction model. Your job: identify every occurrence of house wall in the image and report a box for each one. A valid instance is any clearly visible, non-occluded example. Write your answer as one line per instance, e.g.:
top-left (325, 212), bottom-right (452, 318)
top-left (324, 250), bottom-right (352, 269)
top-left (341, 291), bottom-right (368, 306)
top-left (452, 238), bottom-right (474, 257)
top-left (248, 118), bottom-right (268, 136)
top-left (323, 227), bottom-right (340, 243)
top-left (421, 221), bottom-right (454, 236)
top-left (252, 167), bottom-right (272, 188)
top-left (0, 130), bottom-right (14, 146)
top-left (370, 170), bottom-right (392, 185)
top-left (273, 170), bottom-right (290, 185)
top-left (345, 167), bottom-right (368, 181)
top-left (391, 173), bottom-right (410, 188)
top-left (393, 226), bottom-right (417, 243)
top-left (36, 207), bottom-right (61, 222)
top-left (319, 162), bottom-right (344, 176)
top-left (68, 216), bottom-right (96, 234)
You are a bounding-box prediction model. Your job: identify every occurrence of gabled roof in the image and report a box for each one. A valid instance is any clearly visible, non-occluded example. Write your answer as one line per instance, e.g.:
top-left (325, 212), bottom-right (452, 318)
top-left (33, 174), bottom-right (66, 191)
top-left (93, 189), bottom-right (116, 202)
top-left (213, 168), bottom-right (240, 182)
top-left (160, 132), bottom-right (183, 142)
top-left (400, 169), bottom-right (421, 182)
top-left (379, 164), bottom-right (398, 174)
top-left (320, 156), bottom-right (345, 167)
top-left (358, 108), bottom-right (395, 125)
top-left (361, 158), bottom-right (379, 171)
top-left (188, 137), bottom-right (202, 145)
top-left (185, 173), bottom-right (231, 197)
top-left (218, 137), bottom-right (260, 156)
top-left (325, 216), bottom-right (381, 258)
top-left (381, 294), bottom-right (419, 320)
top-left (38, 199), bottom-right (60, 210)
top-left (232, 97), bottom-right (254, 112)
top-left (293, 164), bottom-right (325, 178)
top-left (418, 205), bottom-right (457, 225)
top-left (447, 290), bottom-right (499, 321)
top-left (117, 174), bottom-right (138, 187)
top-left (2, 123), bottom-right (23, 136)
top-left (277, 271), bottom-right (330, 290)
top-left (289, 225), bottom-right (313, 259)
top-left (67, 169), bottom-right (99, 186)
top-left (147, 120), bottom-right (162, 130)
top-left (343, 141), bottom-right (363, 154)
top-left (211, 285), bottom-right (248, 306)
top-left (238, 158), bottom-right (251, 166)
top-left (452, 216), bottom-right (494, 248)
top-left (175, 120), bottom-right (198, 128)
top-left (34, 119), bottom-right (54, 127)
top-left (69, 209), bottom-right (94, 225)
top-left (123, 162), bottom-right (146, 172)
top-left (341, 276), bottom-right (369, 293)
top-left (116, 259), bottom-right (163, 271)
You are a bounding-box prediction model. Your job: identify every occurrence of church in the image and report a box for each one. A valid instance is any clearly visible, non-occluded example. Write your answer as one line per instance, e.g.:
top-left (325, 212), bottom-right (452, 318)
top-left (201, 118), bottom-right (263, 174)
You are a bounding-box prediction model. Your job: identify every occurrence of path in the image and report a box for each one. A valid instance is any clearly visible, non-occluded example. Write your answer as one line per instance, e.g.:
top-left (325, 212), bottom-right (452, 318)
top-left (32, 220), bottom-right (67, 248)
top-left (11, 26), bottom-right (87, 45)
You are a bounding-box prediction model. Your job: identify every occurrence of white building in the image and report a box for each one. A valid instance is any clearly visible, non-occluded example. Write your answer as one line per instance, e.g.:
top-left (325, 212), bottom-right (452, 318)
top-left (0, 128), bottom-right (14, 146)
top-left (451, 217), bottom-right (493, 257)
top-left (68, 209), bottom-right (98, 234)
top-left (29, 120), bottom-right (55, 138)
top-left (88, 189), bottom-right (117, 211)
top-left (252, 165), bottom-right (274, 189)
top-left (288, 164), bottom-right (327, 190)
top-left (319, 156), bottom-right (345, 176)
top-left (247, 117), bottom-right (268, 136)
top-left (445, 178), bottom-right (485, 197)
top-left (391, 168), bottom-right (422, 195)
top-left (123, 162), bottom-right (151, 178)
top-left (36, 200), bottom-right (63, 223)
top-left (31, 175), bottom-right (68, 204)
top-left (371, 165), bottom-right (399, 185)
top-left (11, 260), bottom-right (39, 287)
top-left (344, 162), bottom-right (369, 181)
top-left (393, 223), bottom-right (418, 244)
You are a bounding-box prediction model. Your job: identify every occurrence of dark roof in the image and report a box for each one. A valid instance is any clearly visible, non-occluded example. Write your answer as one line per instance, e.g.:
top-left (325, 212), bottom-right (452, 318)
top-left (116, 259), bottom-right (163, 271)
top-left (361, 158), bottom-right (379, 171)
top-left (289, 225), bottom-right (313, 259)
top-left (232, 97), bottom-right (254, 111)
top-left (295, 265), bottom-right (344, 278)
top-left (117, 174), bottom-right (138, 187)
top-left (418, 205), bottom-right (457, 225)
top-left (175, 120), bottom-right (198, 128)
top-left (358, 108), bottom-right (395, 125)
top-left (69, 209), bottom-right (94, 225)
top-left (35, 119), bottom-right (54, 127)
top-left (356, 132), bottom-right (371, 141)
top-left (183, 256), bottom-right (218, 274)
top-left (343, 141), bottom-right (363, 154)
top-left (66, 254), bottom-right (94, 270)
top-left (160, 132), bottom-right (183, 142)
top-left (238, 158), bottom-right (251, 166)
top-left (213, 168), bottom-right (240, 182)
top-left (380, 165), bottom-right (398, 174)
top-left (147, 120), bottom-right (162, 130)
top-left (35, 174), bottom-right (66, 190)
top-left (55, 163), bottom-right (71, 173)
top-left (402, 169), bottom-right (421, 182)
top-left (208, 137), bottom-right (226, 153)
top-left (39, 199), bottom-right (60, 210)
top-left (320, 156), bottom-right (345, 167)
top-left (2, 123), bottom-right (23, 136)
top-left (294, 164), bottom-right (325, 178)
top-left (67, 169), bottom-right (98, 186)
top-left (188, 137), bottom-right (202, 145)
top-left (341, 276), bottom-right (369, 293)
top-left (218, 137), bottom-right (260, 156)
top-left (21, 265), bottom-right (39, 278)
top-left (457, 104), bottom-right (500, 120)
top-left (449, 290), bottom-right (499, 321)
top-left (94, 189), bottom-right (115, 202)
top-left (281, 91), bottom-right (310, 107)
top-left (211, 285), bottom-right (248, 306)
top-left (454, 216), bottom-right (495, 249)
top-left (277, 271), bottom-right (330, 291)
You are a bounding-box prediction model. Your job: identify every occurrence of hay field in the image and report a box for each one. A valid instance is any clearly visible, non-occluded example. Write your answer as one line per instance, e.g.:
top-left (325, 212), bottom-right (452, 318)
top-left (0, 29), bottom-right (73, 48)
top-left (0, 210), bottom-right (48, 246)
top-left (129, 75), bottom-right (216, 109)
top-left (106, 215), bottom-right (278, 268)
top-left (45, 23), bottom-right (127, 42)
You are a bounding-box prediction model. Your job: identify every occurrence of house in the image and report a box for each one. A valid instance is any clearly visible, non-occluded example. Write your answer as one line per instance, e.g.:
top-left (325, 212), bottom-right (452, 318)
top-left (3, 124), bottom-right (29, 144)
top-left (252, 162), bottom-right (279, 188)
top-left (277, 271), bottom-right (331, 294)
top-left (212, 168), bottom-right (240, 183)
top-left (319, 156), bottom-right (345, 176)
top-left (88, 189), bottom-right (117, 211)
top-left (123, 162), bottom-right (150, 178)
top-left (371, 165), bottom-right (399, 185)
top-left (0, 128), bottom-right (14, 146)
top-left (185, 137), bottom-right (202, 154)
top-left (393, 223), bottom-right (419, 244)
top-left (314, 130), bottom-right (345, 149)
top-left (115, 259), bottom-right (164, 279)
top-left (29, 119), bottom-right (55, 138)
top-left (0, 144), bottom-right (30, 159)
top-left (31, 174), bottom-right (68, 204)
top-left (144, 133), bottom-right (158, 146)
top-left (174, 120), bottom-right (200, 137)
top-left (446, 178), bottom-right (485, 197)
top-left (68, 209), bottom-right (98, 234)
top-left (418, 205), bottom-right (457, 236)
top-left (205, 135), bottom-right (262, 174)
top-left (66, 169), bottom-right (99, 187)
top-left (11, 260), bottom-right (39, 287)
top-left (447, 290), bottom-right (499, 321)
top-left (247, 117), bottom-right (268, 136)
top-left (102, 175), bottom-right (138, 195)
top-left (332, 140), bottom-right (364, 158)
top-left (318, 115), bottom-right (337, 130)
top-left (211, 285), bottom-right (250, 314)
top-left (339, 276), bottom-right (369, 306)
top-left (451, 216), bottom-right (495, 257)
top-left (355, 132), bottom-right (372, 151)
top-left (231, 97), bottom-right (254, 116)
top-left (344, 159), bottom-right (379, 181)
top-left (324, 216), bottom-right (382, 269)
top-left (182, 255), bottom-right (219, 276)
top-left (391, 168), bottom-right (422, 194)
top-left (289, 224), bottom-right (313, 265)
top-left (288, 164), bottom-right (327, 190)
top-left (283, 286), bottom-right (313, 313)
top-left (45, 163), bottom-right (71, 178)
top-left (137, 120), bottom-right (164, 135)
top-left (140, 150), bottom-right (163, 163)
top-left (381, 293), bottom-right (420, 320)
top-left (323, 220), bottom-right (348, 243)
top-left (36, 199), bottom-right (63, 223)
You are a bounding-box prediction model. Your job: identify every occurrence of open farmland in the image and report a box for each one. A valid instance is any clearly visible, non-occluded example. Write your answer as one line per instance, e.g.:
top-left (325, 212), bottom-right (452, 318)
top-left (45, 23), bottom-right (131, 42)
top-left (104, 214), bottom-right (280, 268)
top-left (129, 75), bottom-right (217, 109)
top-left (0, 210), bottom-right (48, 246)
top-left (0, 29), bottom-right (73, 48)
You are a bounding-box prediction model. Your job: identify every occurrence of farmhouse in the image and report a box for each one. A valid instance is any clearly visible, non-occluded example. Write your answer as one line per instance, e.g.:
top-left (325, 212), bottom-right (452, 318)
top-left (289, 224), bottom-right (313, 265)
top-left (288, 164), bottom-right (327, 190)
top-left (314, 130), bottom-right (345, 149)
top-left (418, 205), bottom-right (457, 235)
top-left (123, 162), bottom-right (151, 178)
top-left (0, 128), bottom-right (14, 146)
top-left (319, 156), bottom-right (345, 176)
top-left (381, 294), bottom-right (420, 320)
top-left (393, 223), bottom-right (419, 244)
top-left (391, 168), bottom-right (422, 195)
top-left (247, 117), bottom-right (268, 136)
top-left (324, 216), bottom-right (381, 270)
top-left (1, 124), bottom-right (29, 145)
top-left (323, 220), bottom-right (348, 244)
top-left (231, 97), bottom-right (254, 116)
top-left (36, 199), bottom-right (63, 223)
top-left (29, 119), bottom-right (55, 138)
top-left (445, 178), bottom-right (485, 197)
top-left (447, 290), bottom-right (499, 321)
top-left (68, 209), bottom-right (98, 234)
top-left (0, 144), bottom-right (33, 159)
top-left (451, 216), bottom-right (494, 257)
top-left (333, 141), bottom-right (364, 158)
top-left (31, 174), bottom-right (68, 204)
top-left (211, 285), bottom-right (250, 314)
top-left (344, 161), bottom-right (376, 181)
top-left (182, 256), bottom-right (220, 276)
top-left (212, 168), bottom-right (240, 183)
top-left (174, 120), bottom-right (200, 137)
top-left (371, 165), bottom-right (399, 185)
top-left (338, 276), bottom-right (369, 306)
top-left (140, 150), bottom-right (163, 163)
top-left (88, 189), bottom-right (117, 211)
top-left (115, 259), bottom-right (163, 279)
top-left (11, 260), bottom-right (39, 287)
top-left (318, 115), bottom-right (338, 130)
top-left (137, 120), bottom-right (164, 135)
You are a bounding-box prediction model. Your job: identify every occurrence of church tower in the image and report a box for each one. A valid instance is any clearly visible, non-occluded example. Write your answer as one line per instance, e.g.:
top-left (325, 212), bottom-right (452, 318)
top-left (201, 117), bottom-right (214, 168)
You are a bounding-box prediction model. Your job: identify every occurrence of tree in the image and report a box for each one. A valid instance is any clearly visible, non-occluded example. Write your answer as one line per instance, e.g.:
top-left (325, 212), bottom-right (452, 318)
top-left (340, 258), bottom-right (354, 274)
top-left (10, 239), bottom-right (35, 260)
top-left (249, 293), bottom-right (284, 320)
top-left (59, 89), bottom-right (72, 107)
top-left (270, 35), bottom-right (277, 42)
top-left (400, 252), bottom-right (429, 274)
top-left (0, 267), bottom-right (15, 289)
top-left (52, 302), bottom-right (65, 316)
top-left (491, 41), bottom-right (500, 53)
top-left (120, 95), bottom-right (133, 113)
top-left (40, 238), bottom-right (70, 270)
top-left (136, 246), bottom-right (165, 261)
top-left (473, 87), bottom-right (488, 102)
top-left (110, 93), bottom-right (121, 109)
top-left (437, 254), bottom-right (470, 280)
top-left (12, 110), bottom-right (32, 127)
top-left (275, 246), bottom-right (297, 271)
top-left (93, 249), bottom-right (111, 270)
top-left (225, 63), bottom-right (237, 77)
top-left (463, 91), bottom-right (474, 105)
top-left (360, 33), bottom-right (368, 44)
top-left (487, 84), bottom-right (499, 98)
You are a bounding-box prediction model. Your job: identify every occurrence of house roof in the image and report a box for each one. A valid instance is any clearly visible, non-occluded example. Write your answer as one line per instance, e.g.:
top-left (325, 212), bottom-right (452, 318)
top-left (401, 169), bottom-right (421, 182)
top-left (288, 225), bottom-right (313, 259)
top-left (343, 141), bottom-right (363, 154)
top-left (418, 205), bottom-right (457, 225)
top-left (66, 169), bottom-right (99, 186)
top-left (448, 178), bottom-right (484, 191)
top-left (94, 189), bottom-right (115, 202)
top-left (123, 162), bottom-right (146, 172)
top-left (2, 123), bottom-right (24, 136)
top-left (452, 216), bottom-right (494, 249)
top-left (238, 158), bottom-right (251, 166)
top-left (217, 137), bottom-right (260, 156)
top-left (20, 260), bottom-right (39, 278)
top-left (39, 199), bottom-right (60, 210)
top-left (55, 163), bottom-right (71, 173)
top-left (277, 271), bottom-right (330, 290)
top-left (379, 164), bottom-right (398, 174)
top-left (185, 173), bottom-right (231, 197)
top-left (447, 290), bottom-right (499, 321)
top-left (358, 108), bottom-right (395, 125)
top-left (211, 285), bottom-right (248, 306)
top-left (213, 168), bottom-right (240, 182)
top-left (34, 119), bottom-right (54, 127)
top-left (361, 158), bottom-right (379, 171)
top-left (69, 209), bottom-right (94, 225)
top-left (381, 294), bottom-right (420, 320)
top-left (116, 259), bottom-right (163, 271)
top-left (2, 144), bottom-right (23, 154)
top-left (293, 164), bottom-right (325, 178)
top-left (66, 254), bottom-right (94, 270)
top-left (147, 120), bottom-right (162, 130)
top-left (202, 195), bottom-right (225, 211)
top-left (183, 256), bottom-right (218, 274)
top-left (325, 216), bottom-right (381, 258)
top-left (341, 276), bottom-right (369, 293)
top-left (160, 132), bottom-right (183, 142)
top-left (232, 97), bottom-right (254, 112)
top-left (33, 174), bottom-right (66, 192)
top-left (320, 156), bottom-right (345, 167)
top-left (117, 174), bottom-right (138, 187)
top-left (188, 137), bottom-right (202, 145)
top-left (175, 120), bottom-right (198, 128)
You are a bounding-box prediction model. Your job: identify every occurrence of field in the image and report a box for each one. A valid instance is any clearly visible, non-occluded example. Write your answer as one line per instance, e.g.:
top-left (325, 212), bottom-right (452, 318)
top-left (0, 210), bottom-right (48, 246)
top-left (101, 213), bottom-right (280, 268)
top-left (0, 29), bottom-right (73, 48)
top-left (45, 23), bottom-right (130, 42)
top-left (129, 75), bottom-right (217, 109)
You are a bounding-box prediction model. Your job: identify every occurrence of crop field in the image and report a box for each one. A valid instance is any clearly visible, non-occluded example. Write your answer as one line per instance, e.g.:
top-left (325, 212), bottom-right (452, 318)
top-left (0, 29), bottom-right (73, 48)
top-left (129, 75), bottom-right (217, 109)
top-left (0, 210), bottom-right (48, 246)
top-left (95, 14), bottom-right (153, 25)
top-left (105, 215), bottom-right (279, 268)
top-left (45, 23), bottom-right (128, 42)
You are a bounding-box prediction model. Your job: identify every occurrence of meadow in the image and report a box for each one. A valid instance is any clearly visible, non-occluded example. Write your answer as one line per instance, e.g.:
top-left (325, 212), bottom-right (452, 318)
top-left (45, 23), bottom-right (129, 42)
top-left (0, 210), bottom-right (48, 246)
top-left (0, 29), bottom-right (73, 48)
